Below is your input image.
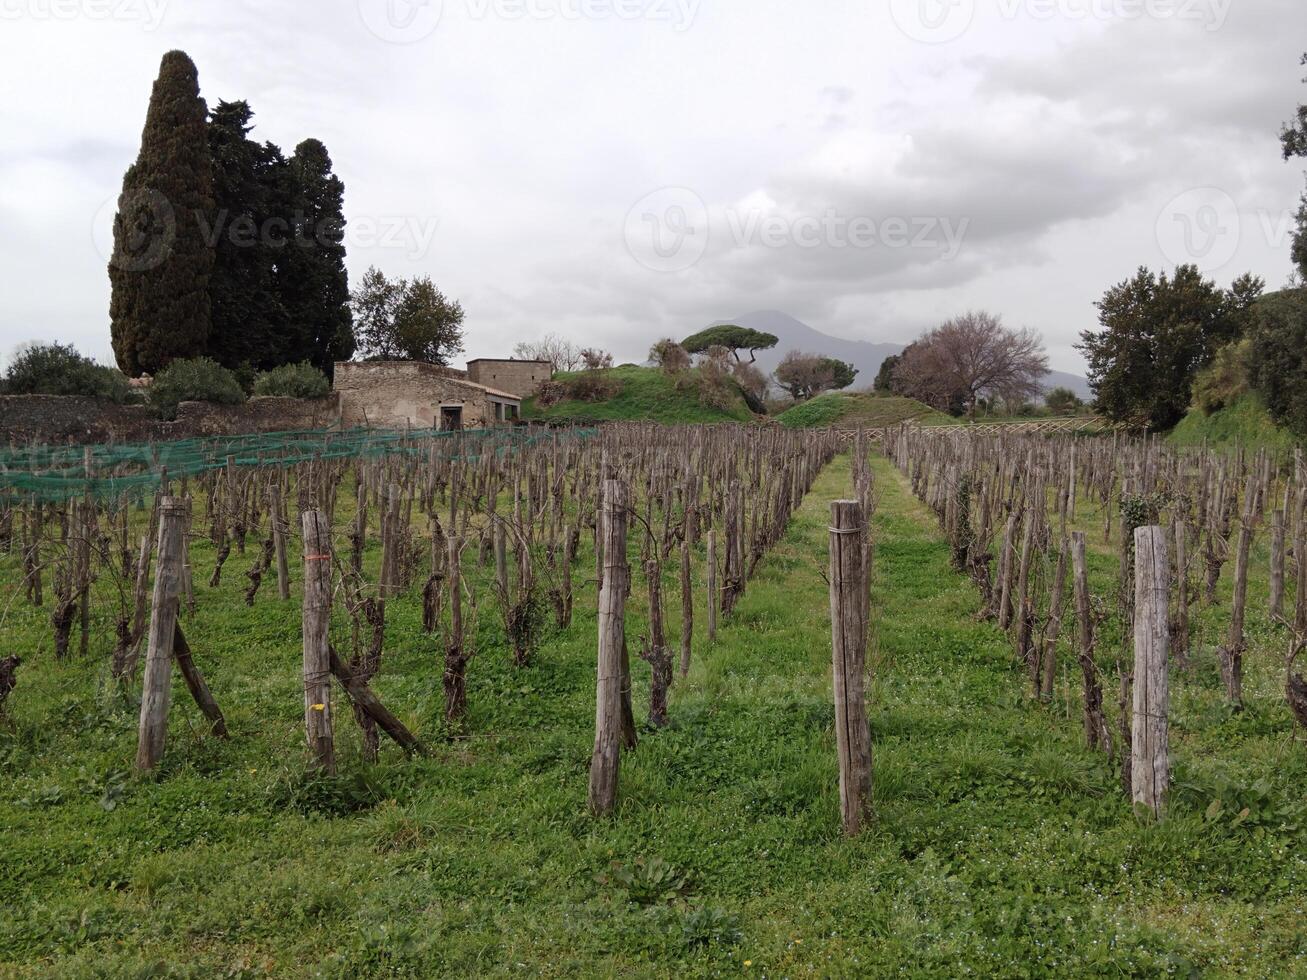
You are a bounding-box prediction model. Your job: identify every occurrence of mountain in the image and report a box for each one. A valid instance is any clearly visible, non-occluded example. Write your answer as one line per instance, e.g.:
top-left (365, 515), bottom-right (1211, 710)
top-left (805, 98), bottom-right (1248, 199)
top-left (705, 311), bottom-right (1092, 401)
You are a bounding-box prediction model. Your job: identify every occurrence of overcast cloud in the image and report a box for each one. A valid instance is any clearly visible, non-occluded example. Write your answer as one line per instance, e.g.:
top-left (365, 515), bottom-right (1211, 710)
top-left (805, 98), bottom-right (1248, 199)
top-left (1, 0), bottom-right (1304, 375)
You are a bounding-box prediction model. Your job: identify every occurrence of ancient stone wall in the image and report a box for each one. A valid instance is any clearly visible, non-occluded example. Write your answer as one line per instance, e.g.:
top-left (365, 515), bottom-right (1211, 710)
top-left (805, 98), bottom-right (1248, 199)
top-left (0, 394), bottom-right (341, 447)
top-left (466, 359), bottom-right (552, 399)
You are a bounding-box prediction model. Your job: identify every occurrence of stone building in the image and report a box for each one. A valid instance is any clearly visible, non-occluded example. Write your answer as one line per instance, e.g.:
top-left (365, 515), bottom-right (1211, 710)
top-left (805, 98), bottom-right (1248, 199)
top-left (465, 358), bottom-right (553, 399)
top-left (333, 361), bottom-right (522, 431)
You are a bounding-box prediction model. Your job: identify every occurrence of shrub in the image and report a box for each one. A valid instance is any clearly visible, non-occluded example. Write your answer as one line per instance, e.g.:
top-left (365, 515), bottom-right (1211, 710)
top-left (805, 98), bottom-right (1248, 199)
top-left (564, 369), bottom-right (620, 403)
top-left (649, 338), bottom-right (691, 374)
top-left (695, 361), bottom-right (741, 412)
top-left (579, 348), bottom-right (613, 371)
top-left (533, 380), bottom-right (568, 408)
top-left (2, 342), bottom-right (131, 403)
top-left (150, 357), bottom-right (246, 419)
top-left (1192, 340), bottom-right (1249, 415)
top-left (253, 362), bottom-right (331, 399)
top-left (1044, 386), bottom-right (1085, 416)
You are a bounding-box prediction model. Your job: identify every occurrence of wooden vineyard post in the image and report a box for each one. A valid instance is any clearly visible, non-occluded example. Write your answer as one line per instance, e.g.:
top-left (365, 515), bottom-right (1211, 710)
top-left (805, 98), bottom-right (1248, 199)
top-left (1172, 519), bottom-right (1190, 668)
top-left (301, 510), bottom-right (336, 775)
top-left (444, 535), bottom-right (470, 727)
top-left (1071, 532), bottom-right (1107, 752)
top-left (271, 482), bottom-right (290, 601)
top-left (1132, 525), bottom-right (1170, 818)
top-left (589, 478), bottom-right (628, 817)
top-left (1270, 509), bottom-right (1286, 622)
top-left (135, 497), bottom-right (186, 772)
top-left (828, 500), bottom-right (873, 836)
top-left (679, 538), bottom-right (693, 679)
top-left (706, 529), bottom-right (718, 643)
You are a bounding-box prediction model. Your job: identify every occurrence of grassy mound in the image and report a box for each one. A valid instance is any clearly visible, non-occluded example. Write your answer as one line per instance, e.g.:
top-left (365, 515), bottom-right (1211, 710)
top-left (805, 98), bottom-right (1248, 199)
top-left (776, 391), bottom-right (950, 428)
top-left (524, 366), bottom-right (754, 424)
top-left (1169, 393), bottom-right (1299, 452)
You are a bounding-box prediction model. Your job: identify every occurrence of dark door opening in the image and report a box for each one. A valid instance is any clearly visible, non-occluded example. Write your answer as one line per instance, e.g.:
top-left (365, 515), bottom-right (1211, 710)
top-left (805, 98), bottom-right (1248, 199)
top-left (441, 406), bottom-right (463, 431)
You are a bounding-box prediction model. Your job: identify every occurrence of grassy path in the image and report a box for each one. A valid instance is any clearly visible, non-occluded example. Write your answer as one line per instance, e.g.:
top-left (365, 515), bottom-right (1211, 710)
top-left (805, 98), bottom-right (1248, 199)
top-left (1, 454), bottom-right (1303, 976)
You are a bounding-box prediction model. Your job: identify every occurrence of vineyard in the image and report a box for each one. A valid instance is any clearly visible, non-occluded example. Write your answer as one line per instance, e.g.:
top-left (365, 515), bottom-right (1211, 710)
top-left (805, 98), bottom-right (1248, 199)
top-left (0, 423), bottom-right (1304, 976)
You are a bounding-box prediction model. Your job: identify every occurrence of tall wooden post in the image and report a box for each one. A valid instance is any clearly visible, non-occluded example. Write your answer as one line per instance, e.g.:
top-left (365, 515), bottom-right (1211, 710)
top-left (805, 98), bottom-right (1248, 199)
top-left (301, 510), bottom-right (336, 775)
top-left (589, 478), bottom-right (628, 816)
top-left (828, 500), bottom-right (873, 836)
top-left (135, 497), bottom-right (186, 772)
top-left (1132, 525), bottom-right (1170, 818)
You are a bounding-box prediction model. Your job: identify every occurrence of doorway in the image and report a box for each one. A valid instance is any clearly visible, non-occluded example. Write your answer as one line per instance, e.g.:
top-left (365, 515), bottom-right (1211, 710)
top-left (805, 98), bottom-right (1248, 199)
top-left (440, 406), bottom-right (464, 431)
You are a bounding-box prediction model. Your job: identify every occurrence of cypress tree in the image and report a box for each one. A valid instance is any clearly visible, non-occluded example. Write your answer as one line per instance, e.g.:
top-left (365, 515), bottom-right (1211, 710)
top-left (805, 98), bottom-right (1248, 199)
top-left (284, 139), bottom-right (355, 376)
top-left (109, 50), bottom-right (214, 376)
top-left (207, 100), bottom-right (291, 371)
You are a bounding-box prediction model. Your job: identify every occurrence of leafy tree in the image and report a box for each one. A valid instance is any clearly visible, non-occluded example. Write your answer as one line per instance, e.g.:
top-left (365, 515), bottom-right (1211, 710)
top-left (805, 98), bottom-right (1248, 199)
top-left (352, 267), bottom-right (465, 364)
top-left (822, 357), bottom-right (858, 391)
top-left (896, 312), bottom-right (1048, 417)
top-left (1247, 289), bottom-right (1307, 434)
top-left (206, 100), bottom-right (292, 371)
top-left (873, 353), bottom-right (901, 392)
top-left (649, 338), bottom-right (691, 374)
top-left (681, 325), bottom-right (778, 363)
top-left (110, 50), bottom-right (214, 376)
top-left (1077, 266), bottom-right (1262, 430)
top-left (774, 351), bottom-right (855, 400)
top-left (2, 343), bottom-right (131, 402)
top-left (150, 356), bottom-right (245, 419)
top-left (1044, 386), bottom-right (1084, 415)
top-left (283, 139), bottom-right (355, 375)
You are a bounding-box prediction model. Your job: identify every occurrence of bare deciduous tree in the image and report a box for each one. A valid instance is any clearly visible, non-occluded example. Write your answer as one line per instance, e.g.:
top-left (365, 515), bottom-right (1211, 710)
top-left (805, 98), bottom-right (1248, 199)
top-left (895, 312), bottom-right (1048, 417)
top-left (513, 334), bottom-right (585, 372)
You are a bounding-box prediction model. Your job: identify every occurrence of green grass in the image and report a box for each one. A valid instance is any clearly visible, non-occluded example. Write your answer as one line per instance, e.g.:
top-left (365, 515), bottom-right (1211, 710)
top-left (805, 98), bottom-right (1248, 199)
top-left (1170, 393), bottom-right (1300, 452)
top-left (1, 456), bottom-right (1304, 975)
top-left (776, 391), bottom-right (951, 428)
top-left (523, 366), bottom-right (753, 424)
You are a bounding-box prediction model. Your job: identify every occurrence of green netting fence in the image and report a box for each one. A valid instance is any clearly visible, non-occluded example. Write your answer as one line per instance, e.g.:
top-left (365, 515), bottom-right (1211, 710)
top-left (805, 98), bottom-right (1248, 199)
top-left (0, 426), bottom-right (594, 504)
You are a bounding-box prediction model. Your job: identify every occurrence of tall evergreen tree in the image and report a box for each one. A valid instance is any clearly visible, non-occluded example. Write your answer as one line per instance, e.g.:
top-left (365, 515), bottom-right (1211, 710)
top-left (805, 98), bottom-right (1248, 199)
top-left (1282, 53), bottom-right (1307, 281)
top-left (110, 50), bottom-right (214, 376)
top-left (206, 100), bottom-right (291, 371)
top-left (283, 139), bottom-right (355, 376)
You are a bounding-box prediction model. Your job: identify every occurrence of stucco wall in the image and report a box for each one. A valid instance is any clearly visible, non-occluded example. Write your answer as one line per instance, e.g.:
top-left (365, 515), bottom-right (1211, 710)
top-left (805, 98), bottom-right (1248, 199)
top-left (466, 359), bottom-right (552, 399)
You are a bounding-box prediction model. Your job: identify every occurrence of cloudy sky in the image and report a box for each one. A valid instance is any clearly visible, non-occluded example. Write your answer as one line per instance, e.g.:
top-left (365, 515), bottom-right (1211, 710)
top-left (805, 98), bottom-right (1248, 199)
top-left (2, 0), bottom-right (1305, 375)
